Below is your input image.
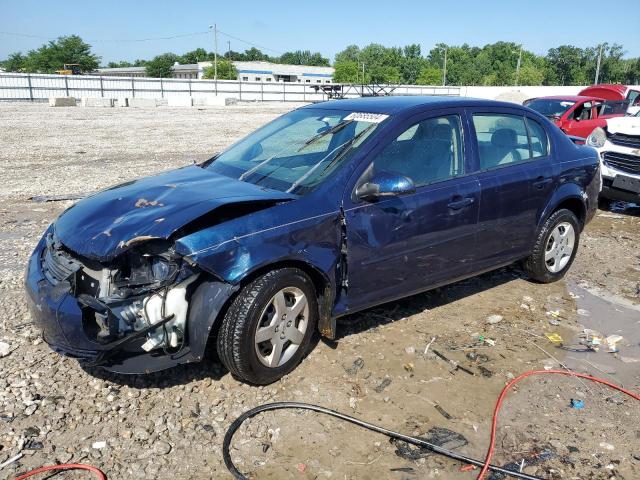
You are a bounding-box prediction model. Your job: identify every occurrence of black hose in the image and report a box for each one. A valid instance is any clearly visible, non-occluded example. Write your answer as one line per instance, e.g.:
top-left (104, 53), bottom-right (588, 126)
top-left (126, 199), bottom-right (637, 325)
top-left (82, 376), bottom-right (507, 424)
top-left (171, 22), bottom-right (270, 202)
top-left (222, 402), bottom-right (544, 480)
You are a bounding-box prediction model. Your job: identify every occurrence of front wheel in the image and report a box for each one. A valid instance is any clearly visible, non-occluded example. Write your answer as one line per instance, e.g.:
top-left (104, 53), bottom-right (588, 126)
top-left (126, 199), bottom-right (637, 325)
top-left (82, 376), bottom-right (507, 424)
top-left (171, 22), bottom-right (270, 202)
top-left (523, 209), bottom-right (580, 283)
top-left (216, 268), bottom-right (317, 385)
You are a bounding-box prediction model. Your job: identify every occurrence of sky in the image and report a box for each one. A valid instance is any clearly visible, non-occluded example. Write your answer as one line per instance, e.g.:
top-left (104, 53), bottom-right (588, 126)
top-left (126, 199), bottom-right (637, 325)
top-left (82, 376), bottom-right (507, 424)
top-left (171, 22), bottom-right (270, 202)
top-left (1, 0), bottom-right (639, 64)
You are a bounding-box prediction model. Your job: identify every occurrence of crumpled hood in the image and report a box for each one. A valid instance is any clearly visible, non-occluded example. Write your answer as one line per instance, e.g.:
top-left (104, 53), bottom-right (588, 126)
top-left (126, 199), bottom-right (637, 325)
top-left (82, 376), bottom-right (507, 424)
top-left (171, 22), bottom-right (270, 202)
top-left (54, 165), bottom-right (294, 262)
top-left (606, 116), bottom-right (640, 135)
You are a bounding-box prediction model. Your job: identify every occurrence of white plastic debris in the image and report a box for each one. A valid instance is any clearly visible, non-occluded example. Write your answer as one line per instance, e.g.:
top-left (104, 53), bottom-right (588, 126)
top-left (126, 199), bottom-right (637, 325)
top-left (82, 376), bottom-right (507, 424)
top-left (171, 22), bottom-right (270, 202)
top-left (486, 314), bottom-right (503, 325)
top-left (0, 341), bottom-right (11, 358)
top-left (599, 442), bottom-right (615, 451)
top-left (92, 441), bottom-right (106, 449)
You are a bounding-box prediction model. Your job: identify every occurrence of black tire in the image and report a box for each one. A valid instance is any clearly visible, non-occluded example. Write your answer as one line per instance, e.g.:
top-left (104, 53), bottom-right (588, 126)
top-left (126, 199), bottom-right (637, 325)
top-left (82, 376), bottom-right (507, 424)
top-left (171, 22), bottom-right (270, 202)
top-left (216, 268), bottom-right (318, 385)
top-left (523, 209), bottom-right (581, 283)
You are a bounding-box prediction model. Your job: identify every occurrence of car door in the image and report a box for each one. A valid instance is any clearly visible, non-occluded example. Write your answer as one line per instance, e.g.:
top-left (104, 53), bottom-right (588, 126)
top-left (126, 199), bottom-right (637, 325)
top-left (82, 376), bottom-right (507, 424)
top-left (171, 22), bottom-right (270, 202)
top-left (469, 109), bottom-right (558, 268)
top-left (562, 101), bottom-right (600, 137)
top-left (343, 110), bottom-right (481, 311)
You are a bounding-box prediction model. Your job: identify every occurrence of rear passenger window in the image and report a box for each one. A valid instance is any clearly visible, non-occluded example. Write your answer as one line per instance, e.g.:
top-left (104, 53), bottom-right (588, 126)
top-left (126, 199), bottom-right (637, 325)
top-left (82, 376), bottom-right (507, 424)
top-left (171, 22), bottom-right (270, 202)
top-left (472, 114), bottom-right (532, 169)
top-left (373, 115), bottom-right (464, 186)
top-left (526, 118), bottom-right (549, 157)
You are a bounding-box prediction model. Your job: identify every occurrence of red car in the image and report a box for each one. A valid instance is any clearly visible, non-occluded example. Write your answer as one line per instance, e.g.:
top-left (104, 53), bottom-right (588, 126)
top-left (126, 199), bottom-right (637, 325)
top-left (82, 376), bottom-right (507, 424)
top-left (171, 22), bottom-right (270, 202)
top-left (524, 95), bottom-right (627, 138)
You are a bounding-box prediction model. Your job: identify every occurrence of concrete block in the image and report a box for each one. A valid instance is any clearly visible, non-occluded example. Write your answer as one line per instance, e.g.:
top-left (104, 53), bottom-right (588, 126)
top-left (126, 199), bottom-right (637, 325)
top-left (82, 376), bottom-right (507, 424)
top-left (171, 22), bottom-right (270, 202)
top-left (128, 98), bottom-right (159, 108)
top-left (167, 96), bottom-right (193, 107)
top-left (116, 97), bottom-right (129, 107)
top-left (81, 97), bottom-right (114, 107)
top-left (49, 97), bottom-right (76, 107)
top-left (192, 96), bottom-right (238, 107)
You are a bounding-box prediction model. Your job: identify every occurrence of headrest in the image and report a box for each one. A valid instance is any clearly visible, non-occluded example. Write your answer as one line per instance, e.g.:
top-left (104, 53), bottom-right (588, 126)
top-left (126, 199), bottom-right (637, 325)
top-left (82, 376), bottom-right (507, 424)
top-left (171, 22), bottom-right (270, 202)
top-left (491, 128), bottom-right (517, 148)
top-left (433, 124), bottom-right (452, 141)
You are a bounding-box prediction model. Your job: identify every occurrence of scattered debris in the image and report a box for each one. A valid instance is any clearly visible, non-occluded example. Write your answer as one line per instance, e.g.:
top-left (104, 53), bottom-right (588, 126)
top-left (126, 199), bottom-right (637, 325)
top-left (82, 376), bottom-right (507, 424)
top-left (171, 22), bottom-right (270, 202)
top-left (434, 404), bottom-right (453, 420)
top-left (486, 449), bottom-right (555, 480)
top-left (423, 337), bottom-right (436, 355)
top-left (432, 349), bottom-right (475, 376)
top-left (0, 452), bottom-right (23, 470)
top-left (374, 378), bottom-right (392, 393)
top-left (345, 357), bottom-right (364, 375)
top-left (392, 427), bottom-right (466, 460)
top-left (605, 335), bottom-right (623, 353)
top-left (545, 333), bottom-right (564, 344)
top-left (402, 362), bottom-right (414, 372)
top-left (0, 341), bottom-right (12, 358)
top-left (486, 314), bottom-right (503, 325)
top-left (297, 463), bottom-right (307, 473)
top-left (92, 441), bottom-right (106, 449)
top-left (599, 442), bottom-right (615, 451)
top-left (570, 399), bottom-right (585, 409)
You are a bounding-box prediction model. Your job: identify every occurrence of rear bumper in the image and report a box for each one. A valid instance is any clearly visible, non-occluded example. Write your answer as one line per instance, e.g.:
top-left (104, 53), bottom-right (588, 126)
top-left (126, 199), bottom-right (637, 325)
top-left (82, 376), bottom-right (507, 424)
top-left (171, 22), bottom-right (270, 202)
top-left (24, 234), bottom-right (232, 374)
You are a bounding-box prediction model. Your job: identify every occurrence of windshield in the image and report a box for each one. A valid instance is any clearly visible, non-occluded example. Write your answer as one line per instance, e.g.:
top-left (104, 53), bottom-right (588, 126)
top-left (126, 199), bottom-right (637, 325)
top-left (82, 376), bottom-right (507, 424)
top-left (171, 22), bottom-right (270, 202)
top-left (206, 108), bottom-right (386, 194)
top-left (526, 99), bottom-right (575, 118)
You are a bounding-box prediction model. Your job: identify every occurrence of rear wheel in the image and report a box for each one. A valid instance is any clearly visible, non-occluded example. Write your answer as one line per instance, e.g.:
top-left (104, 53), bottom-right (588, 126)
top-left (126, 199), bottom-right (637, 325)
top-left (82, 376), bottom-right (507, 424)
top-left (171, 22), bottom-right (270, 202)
top-left (216, 268), bottom-right (317, 385)
top-left (523, 209), bottom-right (580, 283)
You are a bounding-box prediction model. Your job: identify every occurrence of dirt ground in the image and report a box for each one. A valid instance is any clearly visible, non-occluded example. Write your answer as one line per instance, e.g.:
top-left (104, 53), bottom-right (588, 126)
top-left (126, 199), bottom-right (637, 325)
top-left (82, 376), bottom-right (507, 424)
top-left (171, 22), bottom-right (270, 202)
top-left (0, 102), bottom-right (638, 480)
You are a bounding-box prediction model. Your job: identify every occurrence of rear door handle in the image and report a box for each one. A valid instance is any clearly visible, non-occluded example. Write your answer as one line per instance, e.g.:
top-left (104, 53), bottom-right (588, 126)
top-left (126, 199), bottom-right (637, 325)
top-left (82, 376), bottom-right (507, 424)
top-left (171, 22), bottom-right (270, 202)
top-left (447, 197), bottom-right (475, 210)
top-left (533, 176), bottom-right (553, 189)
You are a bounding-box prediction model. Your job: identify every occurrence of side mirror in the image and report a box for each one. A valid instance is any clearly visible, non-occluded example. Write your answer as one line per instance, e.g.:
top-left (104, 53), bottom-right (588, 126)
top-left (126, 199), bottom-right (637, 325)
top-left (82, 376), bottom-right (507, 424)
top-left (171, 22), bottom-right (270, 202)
top-left (355, 171), bottom-right (415, 202)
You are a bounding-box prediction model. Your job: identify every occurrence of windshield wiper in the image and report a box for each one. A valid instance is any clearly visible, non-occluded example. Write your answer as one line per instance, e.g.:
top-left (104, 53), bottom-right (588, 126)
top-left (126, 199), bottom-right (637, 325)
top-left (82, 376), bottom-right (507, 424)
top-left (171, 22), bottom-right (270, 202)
top-left (301, 120), bottom-right (353, 148)
top-left (286, 123), bottom-right (377, 193)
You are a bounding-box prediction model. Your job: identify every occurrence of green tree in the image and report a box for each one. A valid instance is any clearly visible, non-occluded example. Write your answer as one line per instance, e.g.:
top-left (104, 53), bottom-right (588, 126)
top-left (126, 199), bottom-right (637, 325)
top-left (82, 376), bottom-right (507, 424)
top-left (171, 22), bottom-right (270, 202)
top-left (416, 67), bottom-right (442, 85)
top-left (243, 47), bottom-right (270, 61)
top-left (107, 60), bottom-right (133, 68)
top-left (333, 61), bottom-right (360, 83)
top-left (278, 50), bottom-right (329, 66)
top-left (202, 59), bottom-right (238, 80)
top-left (145, 53), bottom-right (181, 78)
top-left (181, 48), bottom-right (210, 64)
top-left (1, 52), bottom-right (26, 72)
top-left (20, 35), bottom-right (100, 73)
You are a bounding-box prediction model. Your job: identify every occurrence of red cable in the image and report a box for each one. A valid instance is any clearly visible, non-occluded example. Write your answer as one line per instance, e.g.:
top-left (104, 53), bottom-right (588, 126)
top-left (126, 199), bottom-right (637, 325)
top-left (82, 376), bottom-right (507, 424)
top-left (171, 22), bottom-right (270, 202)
top-left (14, 371), bottom-right (640, 480)
top-left (476, 369), bottom-right (640, 480)
top-left (15, 463), bottom-right (107, 480)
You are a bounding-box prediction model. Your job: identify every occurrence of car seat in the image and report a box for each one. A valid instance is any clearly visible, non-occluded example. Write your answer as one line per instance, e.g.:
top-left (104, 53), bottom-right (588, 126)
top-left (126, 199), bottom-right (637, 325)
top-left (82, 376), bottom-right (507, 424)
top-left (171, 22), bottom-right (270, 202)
top-left (487, 128), bottom-right (521, 167)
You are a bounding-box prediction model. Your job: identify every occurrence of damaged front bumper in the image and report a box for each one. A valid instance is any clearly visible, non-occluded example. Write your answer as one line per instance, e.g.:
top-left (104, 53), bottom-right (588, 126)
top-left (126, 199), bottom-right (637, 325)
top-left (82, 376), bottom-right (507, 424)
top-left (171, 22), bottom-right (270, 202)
top-left (24, 231), bottom-right (237, 374)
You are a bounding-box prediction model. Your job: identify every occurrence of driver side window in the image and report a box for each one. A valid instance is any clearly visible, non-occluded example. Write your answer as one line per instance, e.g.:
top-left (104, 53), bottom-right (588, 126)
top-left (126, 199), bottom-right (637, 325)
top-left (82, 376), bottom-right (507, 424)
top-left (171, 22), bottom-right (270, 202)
top-left (372, 115), bottom-right (464, 187)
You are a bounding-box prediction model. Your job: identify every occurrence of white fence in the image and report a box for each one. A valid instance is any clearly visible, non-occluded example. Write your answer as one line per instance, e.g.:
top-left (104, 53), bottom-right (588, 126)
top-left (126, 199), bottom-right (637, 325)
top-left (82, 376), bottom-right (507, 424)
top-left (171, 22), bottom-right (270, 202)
top-left (1, 72), bottom-right (626, 104)
top-left (0, 72), bottom-right (460, 103)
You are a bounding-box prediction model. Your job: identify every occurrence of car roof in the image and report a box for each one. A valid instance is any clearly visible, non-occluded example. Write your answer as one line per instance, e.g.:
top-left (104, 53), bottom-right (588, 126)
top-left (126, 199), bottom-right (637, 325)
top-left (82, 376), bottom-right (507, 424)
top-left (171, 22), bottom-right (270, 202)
top-left (303, 95), bottom-right (524, 115)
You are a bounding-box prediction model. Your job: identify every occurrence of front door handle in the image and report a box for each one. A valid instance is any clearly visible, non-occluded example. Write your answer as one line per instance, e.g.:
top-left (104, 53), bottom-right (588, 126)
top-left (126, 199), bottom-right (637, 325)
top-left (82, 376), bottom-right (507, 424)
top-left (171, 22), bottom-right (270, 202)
top-left (447, 197), bottom-right (474, 210)
top-left (533, 176), bottom-right (553, 189)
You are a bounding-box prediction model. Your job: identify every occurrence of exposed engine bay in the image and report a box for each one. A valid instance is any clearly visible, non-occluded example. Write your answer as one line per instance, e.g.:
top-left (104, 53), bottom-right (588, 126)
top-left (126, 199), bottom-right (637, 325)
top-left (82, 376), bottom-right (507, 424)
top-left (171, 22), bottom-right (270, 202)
top-left (42, 232), bottom-right (200, 359)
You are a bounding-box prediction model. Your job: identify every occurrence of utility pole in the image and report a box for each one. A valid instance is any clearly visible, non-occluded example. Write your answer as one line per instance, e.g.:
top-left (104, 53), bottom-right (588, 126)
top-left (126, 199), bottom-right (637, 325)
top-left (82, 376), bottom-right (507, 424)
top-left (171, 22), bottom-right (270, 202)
top-left (594, 44), bottom-right (603, 85)
top-left (227, 40), bottom-right (231, 60)
top-left (442, 47), bottom-right (447, 86)
top-left (209, 24), bottom-right (218, 81)
top-left (515, 45), bottom-right (522, 86)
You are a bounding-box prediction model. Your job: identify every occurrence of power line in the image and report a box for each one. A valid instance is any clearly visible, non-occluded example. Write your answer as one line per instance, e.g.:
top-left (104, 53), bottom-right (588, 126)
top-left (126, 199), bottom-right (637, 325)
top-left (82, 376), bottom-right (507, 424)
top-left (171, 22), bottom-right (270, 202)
top-left (0, 29), bottom-right (284, 54)
top-left (217, 29), bottom-right (283, 55)
top-left (0, 30), bottom-right (210, 43)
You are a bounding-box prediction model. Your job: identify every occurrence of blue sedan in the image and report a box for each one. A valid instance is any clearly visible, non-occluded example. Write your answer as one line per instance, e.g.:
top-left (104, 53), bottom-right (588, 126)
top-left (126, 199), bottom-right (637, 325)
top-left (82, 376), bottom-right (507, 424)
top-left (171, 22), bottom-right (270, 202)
top-left (25, 96), bottom-right (600, 384)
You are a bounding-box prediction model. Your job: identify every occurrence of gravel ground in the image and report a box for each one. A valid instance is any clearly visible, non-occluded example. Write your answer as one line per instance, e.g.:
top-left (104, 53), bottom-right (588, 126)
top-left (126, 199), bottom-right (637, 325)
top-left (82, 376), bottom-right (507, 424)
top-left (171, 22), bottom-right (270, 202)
top-left (0, 102), bottom-right (639, 480)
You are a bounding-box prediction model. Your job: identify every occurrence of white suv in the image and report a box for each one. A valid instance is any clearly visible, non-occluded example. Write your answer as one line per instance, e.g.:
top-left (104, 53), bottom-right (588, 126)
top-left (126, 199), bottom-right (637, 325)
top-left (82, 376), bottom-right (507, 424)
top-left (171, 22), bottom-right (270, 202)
top-left (587, 116), bottom-right (640, 203)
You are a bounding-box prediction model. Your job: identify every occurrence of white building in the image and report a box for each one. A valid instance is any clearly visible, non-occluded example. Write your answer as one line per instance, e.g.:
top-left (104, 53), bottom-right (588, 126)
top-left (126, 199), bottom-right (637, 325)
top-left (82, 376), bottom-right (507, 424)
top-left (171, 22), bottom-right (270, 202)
top-left (197, 61), bottom-right (334, 83)
top-left (96, 61), bottom-right (334, 83)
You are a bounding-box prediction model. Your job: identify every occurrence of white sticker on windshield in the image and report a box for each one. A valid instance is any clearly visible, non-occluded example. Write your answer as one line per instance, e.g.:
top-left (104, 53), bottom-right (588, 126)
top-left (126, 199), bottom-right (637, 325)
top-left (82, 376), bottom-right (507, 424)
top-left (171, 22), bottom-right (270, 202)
top-left (344, 112), bottom-right (389, 123)
top-left (560, 102), bottom-right (573, 107)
